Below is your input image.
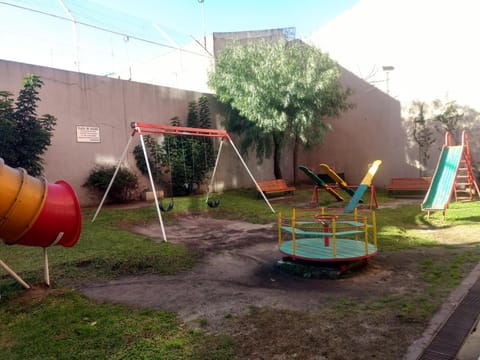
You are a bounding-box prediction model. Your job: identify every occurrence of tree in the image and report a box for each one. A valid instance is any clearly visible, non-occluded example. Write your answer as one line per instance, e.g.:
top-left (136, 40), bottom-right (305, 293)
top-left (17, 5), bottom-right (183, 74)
top-left (208, 39), bottom-right (352, 181)
top-left (408, 101), bottom-right (435, 176)
top-left (134, 98), bottom-right (216, 196)
top-left (432, 100), bottom-right (463, 143)
top-left (0, 74), bottom-right (56, 176)
top-left (197, 96), bottom-right (216, 169)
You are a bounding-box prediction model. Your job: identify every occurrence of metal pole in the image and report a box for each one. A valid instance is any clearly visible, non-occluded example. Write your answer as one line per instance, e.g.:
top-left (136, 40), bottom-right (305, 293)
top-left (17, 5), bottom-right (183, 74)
top-left (205, 138), bottom-right (224, 203)
top-left (58, 0), bottom-right (80, 72)
top-left (139, 132), bottom-right (168, 242)
top-left (198, 0), bottom-right (206, 49)
top-left (227, 136), bottom-right (275, 213)
top-left (92, 134), bottom-right (135, 223)
top-left (0, 259), bottom-right (30, 289)
top-left (43, 248), bottom-right (50, 286)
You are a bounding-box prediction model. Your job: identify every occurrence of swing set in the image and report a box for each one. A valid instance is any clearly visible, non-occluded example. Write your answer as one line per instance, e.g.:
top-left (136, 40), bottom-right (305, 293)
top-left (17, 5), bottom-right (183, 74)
top-left (92, 122), bottom-right (275, 242)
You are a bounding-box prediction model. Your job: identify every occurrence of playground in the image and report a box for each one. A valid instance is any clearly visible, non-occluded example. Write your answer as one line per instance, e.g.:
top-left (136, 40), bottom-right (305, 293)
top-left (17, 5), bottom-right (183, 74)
top-left (2, 187), bottom-right (480, 358)
top-left (1, 128), bottom-right (480, 358)
top-left (91, 199), bottom-right (480, 355)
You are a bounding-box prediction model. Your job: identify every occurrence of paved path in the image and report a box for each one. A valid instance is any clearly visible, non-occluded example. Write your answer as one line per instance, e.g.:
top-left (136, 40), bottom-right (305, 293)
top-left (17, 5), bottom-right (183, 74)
top-left (405, 262), bottom-right (480, 359)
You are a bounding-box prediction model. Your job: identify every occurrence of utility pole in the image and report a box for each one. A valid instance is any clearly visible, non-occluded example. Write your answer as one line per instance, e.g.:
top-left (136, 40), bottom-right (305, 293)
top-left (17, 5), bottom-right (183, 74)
top-left (382, 65), bottom-right (394, 94)
top-left (198, 0), bottom-right (206, 50)
top-left (58, 0), bottom-right (80, 72)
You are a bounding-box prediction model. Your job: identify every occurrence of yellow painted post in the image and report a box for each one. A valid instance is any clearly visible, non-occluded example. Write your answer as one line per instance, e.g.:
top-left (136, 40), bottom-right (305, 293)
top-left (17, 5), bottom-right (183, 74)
top-left (354, 208), bottom-right (359, 241)
top-left (292, 208), bottom-right (296, 256)
top-left (278, 212), bottom-right (282, 246)
top-left (372, 211), bottom-right (377, 248)
top-left (332, 218), bottom-right (337, 258)
top-left (364, 216), bottom-right (368, 255)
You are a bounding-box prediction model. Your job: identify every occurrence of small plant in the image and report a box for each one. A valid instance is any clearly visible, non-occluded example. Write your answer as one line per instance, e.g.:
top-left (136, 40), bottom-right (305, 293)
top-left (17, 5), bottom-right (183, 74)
top-left (83, 165), bottom-right (138, 203)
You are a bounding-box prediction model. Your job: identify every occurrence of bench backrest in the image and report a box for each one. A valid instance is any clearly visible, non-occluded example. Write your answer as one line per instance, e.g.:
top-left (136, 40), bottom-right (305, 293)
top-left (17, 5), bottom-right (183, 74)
top-left (388, 177), bottom-right (431, 189)
top-left (258, 179), bottom-right (289, 191)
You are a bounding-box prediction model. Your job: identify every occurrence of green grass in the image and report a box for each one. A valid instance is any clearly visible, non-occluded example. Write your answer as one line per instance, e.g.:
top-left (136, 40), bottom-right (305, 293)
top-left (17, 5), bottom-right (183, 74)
top-left (0, 207), bottom-right (198, 288)
top-left (2, 188), bottom-right (480, 358)
top-left (0, 290), bottom-right (234, 360)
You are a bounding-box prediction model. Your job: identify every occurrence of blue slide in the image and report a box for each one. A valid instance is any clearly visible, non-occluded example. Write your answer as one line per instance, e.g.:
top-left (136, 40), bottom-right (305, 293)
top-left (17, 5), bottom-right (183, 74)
top-left (422, 145), bottom-right (463, 212)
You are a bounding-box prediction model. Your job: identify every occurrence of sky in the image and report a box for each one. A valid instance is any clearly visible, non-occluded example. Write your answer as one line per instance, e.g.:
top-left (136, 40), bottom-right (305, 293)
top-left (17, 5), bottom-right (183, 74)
top-left (1, 0), bottom-right (479, 110)
top-left (0, 0), bottom-right (358, 75)
top-left (307, 0), bottom-right (480, 109)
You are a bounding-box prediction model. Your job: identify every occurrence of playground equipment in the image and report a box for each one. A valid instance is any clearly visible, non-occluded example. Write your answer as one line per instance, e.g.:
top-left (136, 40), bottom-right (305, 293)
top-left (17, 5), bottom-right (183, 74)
top-left (299, 165), bottom-right (344, 201)
top-left (0, 158), bottom-right (82, 288)
top-left (278, 207), bottom-right (377, 275)
top-left (320, 163), bottom-right (357, 198)
top-left (300, 161), bottom-right (381, 211)
top-left (92, 122), bottom-right (275, 241)
top-left (422, 131), bottom-right (479, 219)
top-left (344, 160), bottom-right (382, 213)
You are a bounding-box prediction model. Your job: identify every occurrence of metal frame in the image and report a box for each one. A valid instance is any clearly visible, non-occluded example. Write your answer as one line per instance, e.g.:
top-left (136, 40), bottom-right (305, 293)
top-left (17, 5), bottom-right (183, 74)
top-left (92, 122), bottom-right (275, 242)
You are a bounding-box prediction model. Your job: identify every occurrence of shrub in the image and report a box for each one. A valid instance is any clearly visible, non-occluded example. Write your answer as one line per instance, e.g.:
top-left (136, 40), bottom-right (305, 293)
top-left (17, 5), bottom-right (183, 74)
top-left (0, 74), bottom-right (57, 176)
top-left (83, 165), bottom-right (138, 203)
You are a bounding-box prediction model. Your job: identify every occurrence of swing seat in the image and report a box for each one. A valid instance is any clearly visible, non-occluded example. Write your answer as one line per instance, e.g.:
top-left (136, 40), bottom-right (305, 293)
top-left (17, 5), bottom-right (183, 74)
top-left (207, 199), bottom-right (220, 208)
top-left (160, 199), bottom-right (174, 212)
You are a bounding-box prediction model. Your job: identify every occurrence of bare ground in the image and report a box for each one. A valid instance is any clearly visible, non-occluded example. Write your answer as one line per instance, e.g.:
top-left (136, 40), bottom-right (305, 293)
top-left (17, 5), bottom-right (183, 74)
top-left (79, 212), bottom-right (479, 359)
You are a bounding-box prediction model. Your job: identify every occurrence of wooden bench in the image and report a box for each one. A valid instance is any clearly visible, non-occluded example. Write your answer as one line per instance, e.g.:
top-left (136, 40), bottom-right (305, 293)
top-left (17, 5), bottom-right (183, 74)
top-left (257, 179), bottom-right (296, 197)
top-left (386, 177), bottom-right (432, 196)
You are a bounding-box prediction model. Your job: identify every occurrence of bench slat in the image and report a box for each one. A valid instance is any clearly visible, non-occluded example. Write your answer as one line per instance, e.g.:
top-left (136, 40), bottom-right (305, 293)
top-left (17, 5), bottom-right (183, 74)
top-left (387, 177), bottom-right (431, 194)
top-left (258, 179), bottom-right (296, 195)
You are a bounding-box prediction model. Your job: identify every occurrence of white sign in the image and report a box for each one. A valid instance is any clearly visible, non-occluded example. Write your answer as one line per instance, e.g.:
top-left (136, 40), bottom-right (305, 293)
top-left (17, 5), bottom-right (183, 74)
top-left (76, 126), bottom-right (100, 143)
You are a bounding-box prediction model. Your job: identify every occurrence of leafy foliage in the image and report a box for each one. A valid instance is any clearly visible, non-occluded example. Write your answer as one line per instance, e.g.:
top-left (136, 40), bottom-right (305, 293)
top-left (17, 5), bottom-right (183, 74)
top-left (409, 101), bottom-right (435, 176)
top-left (404, 99), bottom-right (479, 175)
top-left (224, 104), bottom-right (272, 162)
top-left (0, 74), bottom-right (57, 176)
top-left (83, 165), bottom-right (138, 203)
top-left (133, 97), bottom-right (216, 196)
top-left (208, 39), bottom-right (352, 179)
top-left (133, 134), bottom-right (166, 188)
top-left (432, 100), bottom-right (465, 143)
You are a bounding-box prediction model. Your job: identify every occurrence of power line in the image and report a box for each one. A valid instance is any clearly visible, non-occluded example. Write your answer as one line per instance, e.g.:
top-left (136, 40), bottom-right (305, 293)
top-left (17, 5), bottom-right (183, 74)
top-left (0, 1), bottom-right (212, 58)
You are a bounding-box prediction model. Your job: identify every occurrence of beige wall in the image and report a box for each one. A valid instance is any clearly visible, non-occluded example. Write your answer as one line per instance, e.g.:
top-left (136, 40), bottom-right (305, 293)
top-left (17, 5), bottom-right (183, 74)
top-left (0, 59), bottom-right (270, 206)
top-left (289, 67), bottom-right (417, 187)
top-left (0, 59), bottom-right (414, 206)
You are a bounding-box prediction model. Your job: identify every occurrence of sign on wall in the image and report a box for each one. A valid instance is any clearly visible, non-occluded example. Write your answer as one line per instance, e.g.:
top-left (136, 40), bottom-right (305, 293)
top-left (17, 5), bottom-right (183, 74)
top-left (76, 125), bottom-right (100, 143)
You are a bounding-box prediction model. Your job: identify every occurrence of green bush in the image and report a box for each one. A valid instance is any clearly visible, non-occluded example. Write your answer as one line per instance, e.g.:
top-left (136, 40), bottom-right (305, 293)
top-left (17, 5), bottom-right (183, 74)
top-left (0, 74), bottom-right (57, 176)
top-left (83, 165), bottom-right (138, 203)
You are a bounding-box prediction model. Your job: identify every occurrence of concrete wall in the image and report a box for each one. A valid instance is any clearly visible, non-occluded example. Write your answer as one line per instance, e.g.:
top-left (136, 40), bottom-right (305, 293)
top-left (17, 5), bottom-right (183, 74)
top-left (290, 67), bottom-right (417, 187)
top-left (0, 59), bottom-right (271, 206)
top-left (0, 59), bottom-right (413, 206)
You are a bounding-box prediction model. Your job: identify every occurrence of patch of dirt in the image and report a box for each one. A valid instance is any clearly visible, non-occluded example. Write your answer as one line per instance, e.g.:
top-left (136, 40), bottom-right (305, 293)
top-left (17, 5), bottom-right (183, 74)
top-left (8, 283), bottom-right (57, 306)
top-left (79, 213), bottom-right (477, 359)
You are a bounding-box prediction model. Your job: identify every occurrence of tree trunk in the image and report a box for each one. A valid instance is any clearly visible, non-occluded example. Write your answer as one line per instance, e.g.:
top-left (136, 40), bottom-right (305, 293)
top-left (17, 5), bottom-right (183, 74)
top-left (293, 136), bottom-right (299, 184)
top-left (273, 131), bottom-right (282, 179)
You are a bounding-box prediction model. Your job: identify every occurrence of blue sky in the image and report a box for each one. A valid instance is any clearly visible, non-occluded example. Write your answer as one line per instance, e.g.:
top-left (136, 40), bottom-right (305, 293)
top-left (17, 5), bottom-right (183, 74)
top-left (2, 0), bottom-right (478, 109)
top-left (90, 0), bottom-right (359, 40)
top-left (0, 0), bottom-right (359, 75)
